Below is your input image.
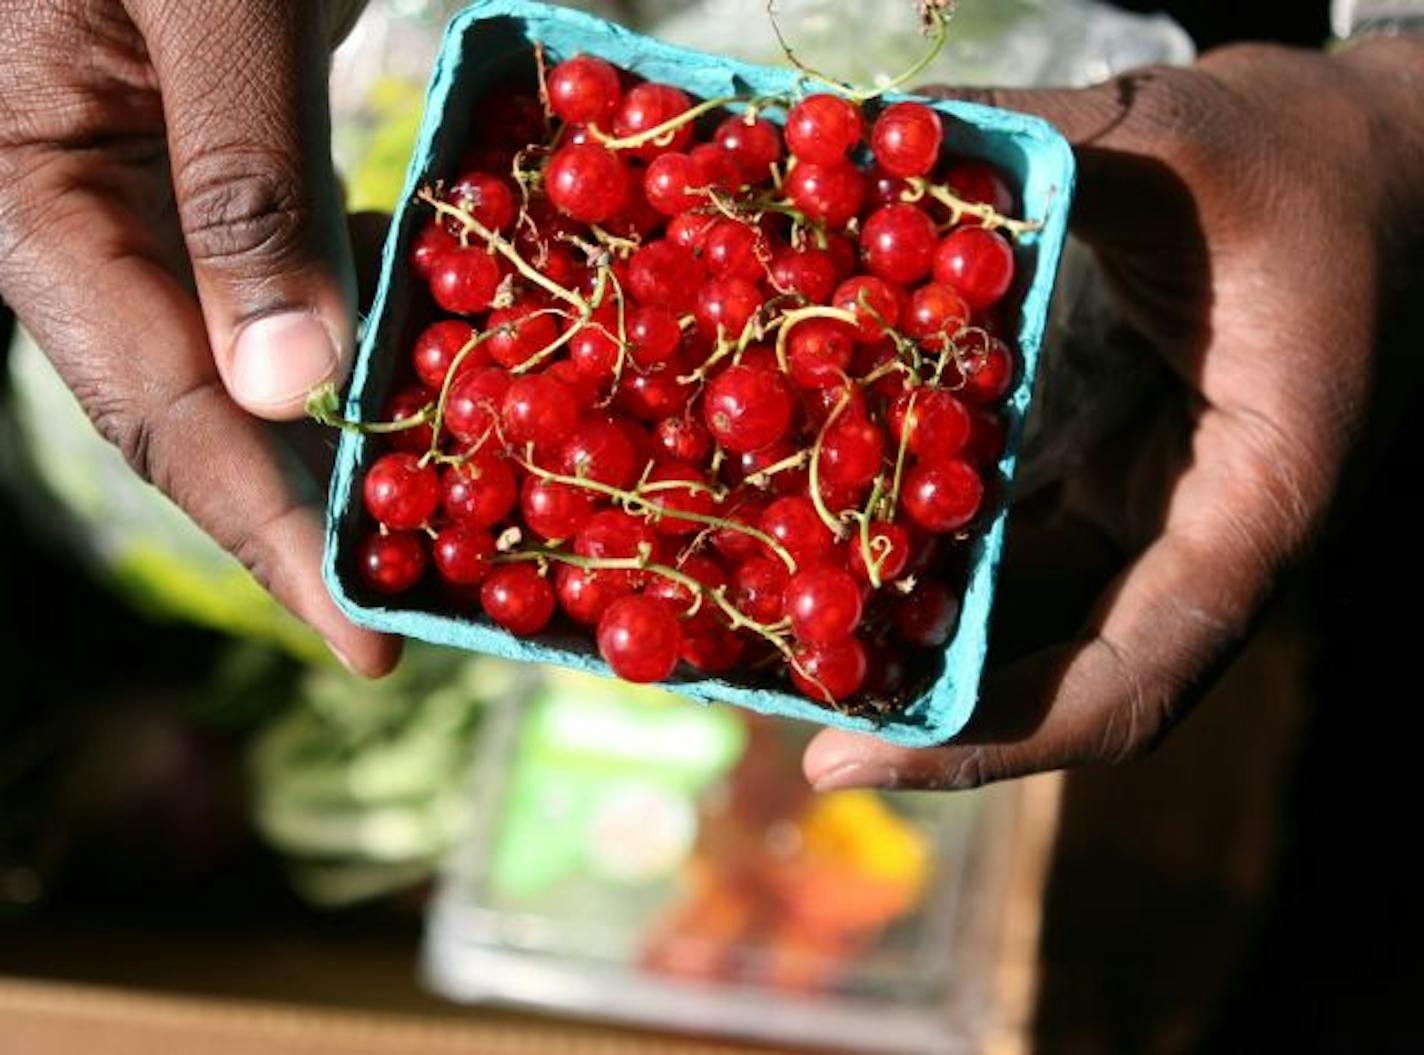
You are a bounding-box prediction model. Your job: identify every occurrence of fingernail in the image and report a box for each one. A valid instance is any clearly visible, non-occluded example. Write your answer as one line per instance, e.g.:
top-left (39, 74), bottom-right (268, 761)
top-left (809, 761), bottom-right (897, 793)
top-left (230, 311), bottom-right (341, 410)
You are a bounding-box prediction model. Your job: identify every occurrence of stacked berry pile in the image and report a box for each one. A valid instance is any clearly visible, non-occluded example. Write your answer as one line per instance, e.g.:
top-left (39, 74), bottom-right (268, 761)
top-left (346, 50), bottom-right (1034, 709)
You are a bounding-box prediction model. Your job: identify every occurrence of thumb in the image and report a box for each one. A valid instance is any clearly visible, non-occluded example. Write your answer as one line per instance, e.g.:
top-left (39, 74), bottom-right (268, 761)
top-left (134, 0), bottom-right (355, 420)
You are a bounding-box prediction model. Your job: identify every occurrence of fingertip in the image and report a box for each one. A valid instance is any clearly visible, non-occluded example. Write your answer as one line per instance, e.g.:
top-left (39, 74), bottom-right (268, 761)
top-left (327, 630), bottom-right (403, 679)
top-left (802, 729), bottom-right (900, 792)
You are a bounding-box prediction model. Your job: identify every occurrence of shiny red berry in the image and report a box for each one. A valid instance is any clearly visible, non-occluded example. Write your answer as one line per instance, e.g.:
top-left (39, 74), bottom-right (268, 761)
top-left (643, 462), bottom-right (715, 537)
top-left (870, 102), bottom-right (943, 178)
top-left (770, 246), bottom-right (837, 304)
top-left (831, 275), bottom-right (901, 343)
top-left (848, 522), bottom-right (911, 583)
top-left (612, 83), bottom-right (694, 161)
top-left (521, 476), bottom-right (598, 540)
top-left (629, 240), bottom-right (705, 312)
top-left (702, 363), bottom-right (794, 453)
top-left (791, 638), bottom-right (869, 702)
top-left (950, 335), bottom-right (1016, 405)
top-left (447, 171), bottom-right (517, 232)
top-left (556, 565), bottom-right (629, 625)
top-left (889, 388), bottom-right (972, 464)
top-left (785, 318), bottom-right (856, 389)
top-left (945, 160), bottom-right (1015, 221)
top-left (703, 219), bottom-right (769, 282)
top-left (358, 531), bottom-right (426, 594)
top-left (486, 302), bottom-right (560, 370)
top-left (786, 94), bottom-right (864, 166)
top-left (364, 453), bottom-right (440, 530)
top-left (714, 114), bottom-right (783, 181)
top-left (546, 144), bottom-right (630, 223)
top-left (860, 204), bottom-right (938, 285)
top-left (560, 418), bottom-right (640, 490)
top-left (626, 305), bottom-right (683, 369)
top-left (432, 525), bottom-right (496, 586)
top-left (430, 249), bottom-right (502, 315)
top-left (411, 221), bottom-right (457, 281)
top-left (547, 55), bottom-right (622, 126)
top-left (818, 412), bottom-right (884, 489)
top-left (732, 556), bottom-right (791, 623)
top-left (412, 320), bottom-right (482, 390)
top-left (933, 227), bottom-right (1015, 311)
top-left (785, 161), bottom-right (865, 229)
top-left (481, 563), bottom-right (556, 635)
top-left (654, 415), bottom-right (713, 466)
top-left (597, 595), bottom-right (683, 683)
top-left (441, 451), bottom-right (517, 527)
top-left (903, 283), bottom-right (971, 352)
top-left (382, 385), bottom-right (436, 454)
top-left (893, 579), bottom-right (960, 647)
top-left (444, 367), bottom-right (511, 445)
top-left (784, 566), bottom-right (862, 645)
top-left (760, 496), bottom-right (835, 567)
top-left (501, 373), bottom-right (581, 451)
top-left (902, 459), bottom-right (984, 533)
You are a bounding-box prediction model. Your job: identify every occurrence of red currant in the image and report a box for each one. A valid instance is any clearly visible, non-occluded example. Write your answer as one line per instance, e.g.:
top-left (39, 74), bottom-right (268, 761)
top-left (714, 114), bottom-right (783, 181)
top-left (430, 248), bottom-right (502, 315)
top-left (784, 566), bottom-right (862, 645)
top-left (411, 221), bottom-right (457, 281)
top-left (444, 367), bottom-right (511, 445)
top-left (949, 335), bottom-right (1015, 405)
top-left (945, 160), bottom-right (1015, 221)
top-left (481, 563), bottom-right (556, 635)
top-left (848, 522), bottom-right (911, 583)
top-left (893, 579), bottom-right (960, 647)
top-left (654, 415), bottom-right (712, 466)
top-left (785, 161), bottom-right (865, 229)
top-left (628, 240), bottom-right (705, 312)
top-left (817, 412), bottom-right (884, 489)
top-left (382, 385), bottom-right (435, 454)
top-left (643, 462), bottom-right (715, 536)
top-left (860, 204), bottom-right (938, 285)
top-left (703, 219), bottom-right (769, 282)
top-left (760, 496), bottom-right (835, 567)
top-left (703, 363), bottom-right (794, 453)
top-left (548, 55), bottom-right (623, 126)
top-left (412, 320), bottom-right (482, 391)
top-left (442, 451), bottom-right (517, 527)
top-left (786, 94), bottom-right (864, 166)
top-left (732, 556), bottom-right (791, 623)
top-left (901, 459), bottom-right (984, 534)
top-left (546, 144), bottom-right (630, 224)
top-left (364, 452), bottom-right (440, 530)
top-left (933, 227), bottom-right (1015, 312)
top-left (447, 170), bottom-right (517, 233)
top-left (903, 283), bottom-right (971, 352)
top-left (870, 102), bottom-right (943, 178)
top-left (612, 83), bottom-right (694, 161)
top-left (521, 475), bottom-right (598, 540)
top-left (597, 595), bottom-right (683, 682)
top-left (626, 305), bottom-right (682, 369)
top-left (791, 638), bottom-right (868, 702)
top-left (501, 373), bottom-right (582, 451)
top-left (785, 318), bottom-right (856, 389)
top-left (486, 302), bottom-right (560, 370)
top-left (556, 565), bottom-right (629, 625)
top-left (889, 388), bottom-right (971, 464)
top-left (831, 275), bottom-right (901, 343)
top-left (358, 531), bottom-right (426, 594)
top-left (770, 246), bottom-right (837, 304)
top-left (432, 525), bottom-right (496, 586)
top-left (694, 277), bottom-right (764, 340)
top-left (560, 418), bottom-right (640, 490)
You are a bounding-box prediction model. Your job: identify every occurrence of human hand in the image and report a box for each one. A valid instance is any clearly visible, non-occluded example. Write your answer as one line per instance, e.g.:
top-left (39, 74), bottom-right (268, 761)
top-left (0, 0), bottom-right (396, 674)
top-left (806, 39), bottom-right (1424, 791)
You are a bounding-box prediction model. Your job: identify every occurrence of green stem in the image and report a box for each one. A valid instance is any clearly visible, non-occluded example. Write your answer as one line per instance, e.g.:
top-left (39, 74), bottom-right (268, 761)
top-left (807, 389), bottom-right (854, 539)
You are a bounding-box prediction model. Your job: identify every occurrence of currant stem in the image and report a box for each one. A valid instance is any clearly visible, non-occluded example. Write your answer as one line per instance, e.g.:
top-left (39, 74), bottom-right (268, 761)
top-left (305, 382), bottom-right (433, 435)
top-left (807, 389), bottom-right (854, 539)
top-left (773, 305), bottom-right (862, 374)
top-left (905, 178), bottom-right (1042, 238)
top-left (516, 453), bottom-right (800, 573)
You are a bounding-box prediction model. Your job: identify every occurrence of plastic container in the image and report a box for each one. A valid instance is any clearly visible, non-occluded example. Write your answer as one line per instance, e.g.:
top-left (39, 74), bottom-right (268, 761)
top-left (322, 0), bottom-right (1077, 747)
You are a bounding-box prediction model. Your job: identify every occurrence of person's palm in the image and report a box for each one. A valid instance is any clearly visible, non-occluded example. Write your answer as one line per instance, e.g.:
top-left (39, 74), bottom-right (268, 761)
top-left (807, 44), bottom-right (1423, 789)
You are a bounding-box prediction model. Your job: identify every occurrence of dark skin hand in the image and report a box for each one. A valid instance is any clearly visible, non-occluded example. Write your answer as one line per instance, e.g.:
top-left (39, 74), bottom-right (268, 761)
top-left (0, 0), bottom-right (396, 676)
top-left (806, 37), bottom-right (1424, 791)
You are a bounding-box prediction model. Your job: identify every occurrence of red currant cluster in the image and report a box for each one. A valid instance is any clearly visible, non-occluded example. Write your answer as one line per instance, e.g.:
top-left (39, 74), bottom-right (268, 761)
top-left (349, 50), bottom-right (1030, 710)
